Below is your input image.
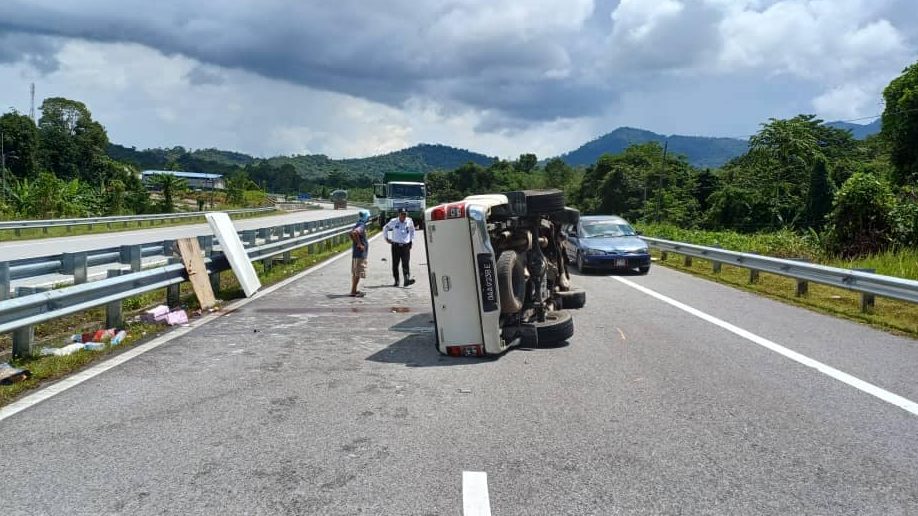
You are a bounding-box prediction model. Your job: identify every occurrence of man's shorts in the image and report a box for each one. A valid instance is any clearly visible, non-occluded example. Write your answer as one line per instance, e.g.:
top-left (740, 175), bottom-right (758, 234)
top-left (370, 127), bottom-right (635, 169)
top-left (351, 257), bottom-right (367, 279)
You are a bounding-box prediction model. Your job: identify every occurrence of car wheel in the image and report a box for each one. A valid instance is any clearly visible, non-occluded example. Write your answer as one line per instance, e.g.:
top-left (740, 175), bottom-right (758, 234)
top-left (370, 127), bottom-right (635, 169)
top-left (533, 310), bottom-right (575, 345)
top-left (522, 189), bottom-right (565, 214)
top-left (557, 289), bottom-right (586, 309)
top-left (496, 250), bottom-right (526, 314)
top-left (639, 265), bottom-right (650, 275)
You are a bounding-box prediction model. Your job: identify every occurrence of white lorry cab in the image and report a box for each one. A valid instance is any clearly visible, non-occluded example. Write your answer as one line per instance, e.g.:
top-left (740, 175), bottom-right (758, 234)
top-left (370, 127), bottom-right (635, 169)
top-left (424, 190), bottom-right (585, 357)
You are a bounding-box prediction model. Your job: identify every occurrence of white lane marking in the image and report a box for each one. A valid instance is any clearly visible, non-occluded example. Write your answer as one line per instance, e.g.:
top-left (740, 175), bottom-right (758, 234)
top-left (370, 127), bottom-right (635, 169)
top-left (612, 276), bottom-right (918, 417)
top-left (462, 471), bottom-right (492, 516)
top-left (0, 233), bottom-right (380, 423)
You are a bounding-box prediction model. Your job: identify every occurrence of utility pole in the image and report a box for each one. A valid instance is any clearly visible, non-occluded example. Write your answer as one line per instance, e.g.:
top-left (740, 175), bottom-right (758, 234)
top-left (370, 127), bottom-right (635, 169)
top-left (29, 83), bottom-right (36, 123)
top-left (655, 141), bottom-right (668, 223)
top-left (1, 131), bottom-right (6, 206)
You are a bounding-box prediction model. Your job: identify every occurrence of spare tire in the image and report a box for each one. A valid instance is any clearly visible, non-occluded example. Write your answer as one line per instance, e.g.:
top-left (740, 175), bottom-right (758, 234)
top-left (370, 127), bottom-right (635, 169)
top-left (534, 310), bottom-right (574, 345)
top-left (496, 250), bottom-right (526, 314)
top-left (523, 189), bottom-right (565, 214)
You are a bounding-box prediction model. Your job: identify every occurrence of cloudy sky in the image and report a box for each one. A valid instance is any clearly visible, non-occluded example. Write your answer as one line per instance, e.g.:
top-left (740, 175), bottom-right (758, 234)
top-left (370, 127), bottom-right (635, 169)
top-left (1, 0), bottom-right (916, 160)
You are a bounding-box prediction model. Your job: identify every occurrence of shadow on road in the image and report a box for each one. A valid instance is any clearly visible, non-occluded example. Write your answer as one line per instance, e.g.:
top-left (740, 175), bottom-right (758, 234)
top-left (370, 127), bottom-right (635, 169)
top-left (365, 313), bottom-right (495, 367)
top-left (568, 267), bottom-right (649, 278)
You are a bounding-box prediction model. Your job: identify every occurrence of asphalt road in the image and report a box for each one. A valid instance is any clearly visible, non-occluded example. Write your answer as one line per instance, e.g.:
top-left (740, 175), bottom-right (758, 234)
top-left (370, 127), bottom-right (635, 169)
top-left (2, 235), bottom-right (917, 515)
top-left (0, 206), bottom-right (358, 261)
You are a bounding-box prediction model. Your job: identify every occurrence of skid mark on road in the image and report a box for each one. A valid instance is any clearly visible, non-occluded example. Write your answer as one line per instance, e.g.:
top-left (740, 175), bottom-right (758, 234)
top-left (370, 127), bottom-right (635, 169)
top-left (613, 276), bottom-right (918, 417)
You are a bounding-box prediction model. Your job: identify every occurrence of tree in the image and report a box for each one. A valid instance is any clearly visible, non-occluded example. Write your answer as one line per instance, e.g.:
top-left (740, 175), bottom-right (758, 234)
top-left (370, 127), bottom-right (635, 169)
top-left (802, 158), bottom-right (834, 230)
top-left (0, 111), bottom-right (40, 179)
top-left (544, 158), bottom-right (574, 190)
top-left (148, 173), bottom-right (188, 213)
top-left (515, 153), bottom-right (538, 174)
top-left (37, 97), bottom-right (110, 183)
top-left (826, 172), bottom-right (896, 257)
top-left (882, 61), bottom-right (918, 186)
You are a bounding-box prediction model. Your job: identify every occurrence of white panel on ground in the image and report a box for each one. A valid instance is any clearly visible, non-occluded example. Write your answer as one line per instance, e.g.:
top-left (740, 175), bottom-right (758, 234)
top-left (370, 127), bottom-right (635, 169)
top-left (463, 471), bottom-right (492, 516)
top-left (206, 212), bottom-right (261, 297)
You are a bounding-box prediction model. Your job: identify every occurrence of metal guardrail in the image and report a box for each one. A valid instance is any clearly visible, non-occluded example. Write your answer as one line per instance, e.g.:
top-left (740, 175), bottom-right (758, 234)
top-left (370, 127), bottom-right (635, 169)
top-left (643, 237), bottom-right (918, 311)
top-left (0, 207), bottom-right (275, 236)
top-left (0, 211), bottom-right (372, 358)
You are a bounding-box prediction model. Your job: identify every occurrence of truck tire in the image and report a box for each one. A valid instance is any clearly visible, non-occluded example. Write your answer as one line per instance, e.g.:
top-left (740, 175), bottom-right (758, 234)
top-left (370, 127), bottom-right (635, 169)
top-left (496, 250), bottom-right (526, 314)
top-left (557, 289), bottom-right (586, 309)
top-left (534, 310), bottom-right (574, 345)
top-left (523, 190), bottom-right (565, 214)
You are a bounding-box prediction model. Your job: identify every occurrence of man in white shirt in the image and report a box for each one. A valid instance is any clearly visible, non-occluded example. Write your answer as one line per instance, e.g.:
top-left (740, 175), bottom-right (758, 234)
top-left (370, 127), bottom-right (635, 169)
top-left (384, 208), bottom-right (416, 287)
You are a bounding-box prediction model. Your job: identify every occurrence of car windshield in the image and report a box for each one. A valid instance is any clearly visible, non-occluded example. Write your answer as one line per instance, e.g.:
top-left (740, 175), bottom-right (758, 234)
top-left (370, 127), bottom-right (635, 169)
top-left (389, 184), bottom-right (425, 199)
top-left (581, 221), bottom-right (636, 238)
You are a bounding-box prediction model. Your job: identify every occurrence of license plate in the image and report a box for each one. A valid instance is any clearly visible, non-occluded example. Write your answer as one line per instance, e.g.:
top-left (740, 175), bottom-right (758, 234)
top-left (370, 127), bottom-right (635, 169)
top-left (615, 258), bottom-right (627, 267)
top-left (477, 254), bottom-right (498, 312)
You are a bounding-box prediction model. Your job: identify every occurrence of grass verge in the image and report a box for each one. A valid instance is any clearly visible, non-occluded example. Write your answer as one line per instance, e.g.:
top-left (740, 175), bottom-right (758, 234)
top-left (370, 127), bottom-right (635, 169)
top-left (651, 250), bottom-right (918, 338)
top-left (0, 227), bottom-right (376, 407)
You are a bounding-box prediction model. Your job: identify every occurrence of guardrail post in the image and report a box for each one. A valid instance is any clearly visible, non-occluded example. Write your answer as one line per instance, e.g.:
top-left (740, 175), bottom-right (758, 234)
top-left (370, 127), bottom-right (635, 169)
top-left (199, 235), bottom-right (221, 295)
top-left (660, 251), bottom-right (667, 261)
top-left (106, 269), bottom-right (123, 328)
top-left (120, 245), bottom-right (143, 272)
top-left (749, 269), bottom-right (760, 284)
top-left (791, 258), bottom-right (811, 297)
top-left (0, 262), bottom-right (9, 301)
top-left (42, 226), bottom-right (48, 235)
top-left (14, 227), bottom-right (22, 237)
top-left (711, 245), bottom-right (722, 273)
top-left (166, 258), bottom-right (182, 308)
top-left (162, 240), bottom-right (175, 259)
top-left (62, 252), bottom-right (89, 284)
top-left (683, 255), bottom-right (693, 267)
top-left (243, 230), bottom-right (257, 247)
top-left (855, 268), bottom-right (876, 312)
top-left (12, 287), bottom-right (37, 358)
top-left (257, 228), bottom-right (271, 242)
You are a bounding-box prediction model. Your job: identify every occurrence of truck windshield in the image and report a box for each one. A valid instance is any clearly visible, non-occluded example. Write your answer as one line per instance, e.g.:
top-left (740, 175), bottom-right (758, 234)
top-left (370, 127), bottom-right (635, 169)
top-left (389, 184), bottom-right (425, 198)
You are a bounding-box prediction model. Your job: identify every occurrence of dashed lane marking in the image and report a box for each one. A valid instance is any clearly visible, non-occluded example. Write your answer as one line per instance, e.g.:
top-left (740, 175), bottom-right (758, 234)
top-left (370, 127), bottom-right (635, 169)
top-left (463, 471), bottom-right (492, 516)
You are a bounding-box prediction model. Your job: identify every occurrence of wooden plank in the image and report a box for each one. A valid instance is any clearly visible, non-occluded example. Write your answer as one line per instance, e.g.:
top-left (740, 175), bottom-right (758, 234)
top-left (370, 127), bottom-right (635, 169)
top-left (176, 237), bottom-right (217, 309)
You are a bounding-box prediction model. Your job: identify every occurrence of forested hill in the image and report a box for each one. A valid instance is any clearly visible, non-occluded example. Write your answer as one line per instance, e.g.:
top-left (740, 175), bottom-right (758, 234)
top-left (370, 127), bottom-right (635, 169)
top-left (826, 119), bottom-right (882, 139)
top-left (266, 144), bottom-right (495, 178)
top-left (108, 143), bottom-right (495, 179)
top-left (559, 127), bottom-right (749, 169)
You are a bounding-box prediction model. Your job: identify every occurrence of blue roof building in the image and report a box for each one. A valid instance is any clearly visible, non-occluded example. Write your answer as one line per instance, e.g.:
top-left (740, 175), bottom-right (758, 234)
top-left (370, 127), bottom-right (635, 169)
top-left (141, 170), bottom-right (225, 190)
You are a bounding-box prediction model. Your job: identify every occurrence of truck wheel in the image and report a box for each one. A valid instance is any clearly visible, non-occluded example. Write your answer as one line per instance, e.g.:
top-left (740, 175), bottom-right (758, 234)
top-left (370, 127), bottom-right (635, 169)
top-left (558, 289), bottom-right (586, 309)
top-left (523, 190), bottom-right (565, 214)
top-left (496, 250), bottom-right (526, 314)
top-left (534, 310), bottom-right (574, 345)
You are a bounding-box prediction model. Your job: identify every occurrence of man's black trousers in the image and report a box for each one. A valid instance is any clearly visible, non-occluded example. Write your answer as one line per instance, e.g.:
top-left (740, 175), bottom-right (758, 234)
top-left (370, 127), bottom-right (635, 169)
top-left (391, 243), bottom-right (411, 281)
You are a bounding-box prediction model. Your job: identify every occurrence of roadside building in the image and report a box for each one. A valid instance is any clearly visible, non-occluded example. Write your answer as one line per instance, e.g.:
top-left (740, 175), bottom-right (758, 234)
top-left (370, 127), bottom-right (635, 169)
top-left (141, 170), bottom-right (225, 190)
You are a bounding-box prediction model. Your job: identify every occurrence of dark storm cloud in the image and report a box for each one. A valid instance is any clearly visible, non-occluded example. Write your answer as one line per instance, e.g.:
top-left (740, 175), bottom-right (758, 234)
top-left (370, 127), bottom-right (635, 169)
top-left (0, 0), bottom-right (602, 124)
top-left (0, 30), bottom-right (61, 73)
top-left (0, 0), bottom-right (916, 132)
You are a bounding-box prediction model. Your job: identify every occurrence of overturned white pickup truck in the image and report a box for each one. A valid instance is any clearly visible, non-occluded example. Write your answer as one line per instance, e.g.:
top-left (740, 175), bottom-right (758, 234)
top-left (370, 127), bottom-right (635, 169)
top-left (424, 190), bottom-right (585, 357)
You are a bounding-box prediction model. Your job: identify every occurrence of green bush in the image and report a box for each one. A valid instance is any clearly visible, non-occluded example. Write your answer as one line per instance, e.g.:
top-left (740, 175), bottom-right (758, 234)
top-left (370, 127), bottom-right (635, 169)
top-left (825, 172), bottom-right (897, 257)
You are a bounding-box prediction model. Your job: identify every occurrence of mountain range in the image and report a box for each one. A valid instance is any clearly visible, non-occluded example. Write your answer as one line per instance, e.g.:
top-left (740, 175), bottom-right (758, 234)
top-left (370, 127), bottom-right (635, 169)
top-left (109, 120), bottom-right (881, 179)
